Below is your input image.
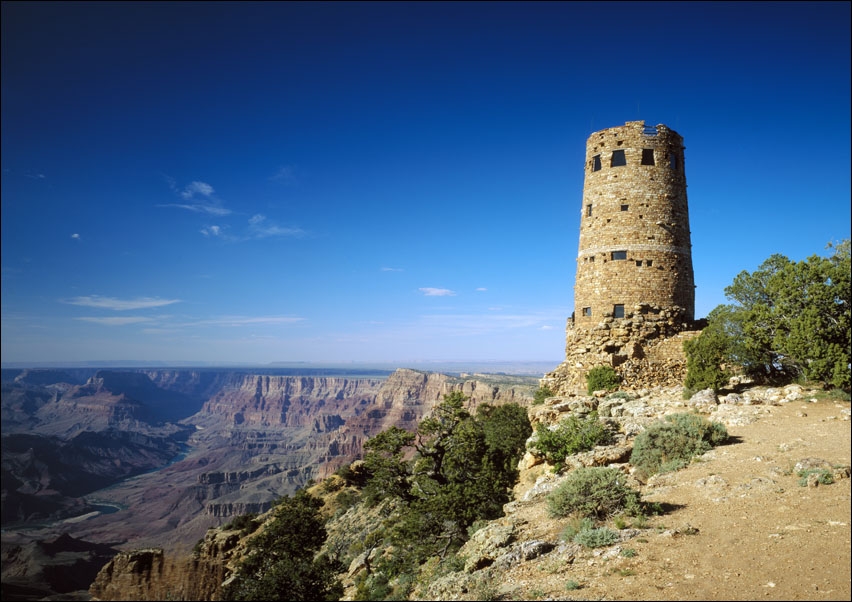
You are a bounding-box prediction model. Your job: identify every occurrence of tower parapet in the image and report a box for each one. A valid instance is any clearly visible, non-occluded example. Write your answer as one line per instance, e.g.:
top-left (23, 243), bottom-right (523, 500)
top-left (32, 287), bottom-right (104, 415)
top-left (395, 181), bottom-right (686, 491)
top-left (546, 121), bottom-right (701, 393)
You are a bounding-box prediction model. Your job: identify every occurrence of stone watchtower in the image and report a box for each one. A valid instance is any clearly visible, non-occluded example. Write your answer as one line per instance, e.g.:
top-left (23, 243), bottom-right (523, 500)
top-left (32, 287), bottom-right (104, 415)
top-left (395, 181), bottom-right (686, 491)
top-left (546, 121), bottom-right (701, 393)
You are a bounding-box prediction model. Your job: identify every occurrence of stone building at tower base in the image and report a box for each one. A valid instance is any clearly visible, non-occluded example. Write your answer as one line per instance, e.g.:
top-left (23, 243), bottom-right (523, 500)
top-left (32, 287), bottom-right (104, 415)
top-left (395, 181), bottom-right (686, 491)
top-left (543, 304), bottom-right (705, 395)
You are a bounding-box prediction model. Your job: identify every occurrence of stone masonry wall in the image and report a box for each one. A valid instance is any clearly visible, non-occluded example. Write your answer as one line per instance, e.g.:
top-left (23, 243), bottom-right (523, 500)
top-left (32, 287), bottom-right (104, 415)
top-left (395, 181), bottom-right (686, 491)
top-left (574, 121), bottom-right (694, 326)
top-left (547, 121), bottom-right (701, 394)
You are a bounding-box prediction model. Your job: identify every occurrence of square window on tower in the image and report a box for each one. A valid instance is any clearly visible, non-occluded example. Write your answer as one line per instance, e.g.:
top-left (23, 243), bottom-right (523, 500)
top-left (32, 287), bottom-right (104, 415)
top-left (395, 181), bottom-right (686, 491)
top-left (611, 149), bottom-right (626, 167)
top-left (613, 304), bottom-right (625, 318)
top-left (641, 148), bottom-right (655, 165)
top-left (592, 155), bottom-right (602, 171)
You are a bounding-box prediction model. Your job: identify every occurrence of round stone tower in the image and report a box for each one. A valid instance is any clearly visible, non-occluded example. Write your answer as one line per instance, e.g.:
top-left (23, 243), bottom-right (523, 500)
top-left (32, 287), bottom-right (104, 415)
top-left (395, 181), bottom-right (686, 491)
top-left (545, 121), bottom-right (700, 393)
top-left (575, 120), bottom-right (694, 326)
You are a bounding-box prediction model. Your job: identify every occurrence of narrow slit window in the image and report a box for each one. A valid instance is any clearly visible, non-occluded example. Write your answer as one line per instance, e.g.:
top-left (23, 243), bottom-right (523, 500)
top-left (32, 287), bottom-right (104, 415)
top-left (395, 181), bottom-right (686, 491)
top-left (641, 148), bottom-right (655, 165)
top-left (592, 155), bottom-right (601, 171)
top-left (582, 307), bottom-right (592, 317)
top-left (669, 153), bottom-right (678, 170)
top-left (611, 250), bottom-right (627, 260)
top-left (613, 304), bottom-right (625, 319)
top-left (586, 204), bottom-right (593, 217)
top-left (610, 149), bottom-right (626, 167)
top-left (645, 260), bottom-right (653, 267)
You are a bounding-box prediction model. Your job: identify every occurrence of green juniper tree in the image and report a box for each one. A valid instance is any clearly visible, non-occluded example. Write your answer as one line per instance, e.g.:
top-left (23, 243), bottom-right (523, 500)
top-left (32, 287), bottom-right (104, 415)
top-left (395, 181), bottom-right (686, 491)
top-left (684, 240), bottom-right (850, 391)
top-left (357, 392), bottom-right (531, 598)
top-left (222, 490), bottom-right (343, 601)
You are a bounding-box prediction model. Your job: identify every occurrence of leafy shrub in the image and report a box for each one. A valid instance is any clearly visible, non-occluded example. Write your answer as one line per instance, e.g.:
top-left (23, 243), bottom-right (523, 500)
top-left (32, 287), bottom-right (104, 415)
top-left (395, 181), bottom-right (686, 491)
top-left (630, 413), bottom-right (728, 480)
top-left (533, 385), bottom-right (554, 405)
top-left (559, 516), bottom-right (595, 541)
top-left (573, 526), bottom-right (619, 548)
top-left (334, 462), bottom-right (371, 488)
top-left (620, 548), bottom-right (637, 558)
top-left (586, 365), bottom-right (620, 394)
top-left (797, 468), bottom-right (834, 487)
top-left (222, 491), bottom-right (342, 601)
top-left (530, 412), bottom-right (613, 472)
top-left (565, 580), bottom-right (581, 591)
top-left (224, 512), bottom-right (261, 536)
top-left (359, 393), bottom-right (531, 594)
top-left (547, 467), bottom-right (642, 519)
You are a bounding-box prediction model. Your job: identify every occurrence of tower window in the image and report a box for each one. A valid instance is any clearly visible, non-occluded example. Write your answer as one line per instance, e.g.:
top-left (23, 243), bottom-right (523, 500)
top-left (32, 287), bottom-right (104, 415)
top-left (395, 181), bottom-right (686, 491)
top-left (636, 260), bottom-right (643, 267)
top-left (641, 149), bottom-right (655, 165)
top-left (582, 307), bottom-right (592, 317)
top-left (620, 204), bottom-right (629, 211)
top-left (645, 260), bottom-right (653, 267)
top-left (611, 149), bottom-right (626, 167)
top-left (586, 204), bottom-right (593, 217)
top-left (669, 153), bottom-right (679, 170)
top-left (611, 250), bottom-right (627, 260)
top-left (613, 304), bottom-right (625, 318)
top-left (592, 155), bottom-right (601, 171)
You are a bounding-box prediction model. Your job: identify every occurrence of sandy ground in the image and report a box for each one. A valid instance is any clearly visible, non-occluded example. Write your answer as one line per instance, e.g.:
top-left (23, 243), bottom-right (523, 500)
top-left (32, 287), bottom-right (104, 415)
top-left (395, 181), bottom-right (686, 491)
top-left (495, 396), bottom-right (851, 601)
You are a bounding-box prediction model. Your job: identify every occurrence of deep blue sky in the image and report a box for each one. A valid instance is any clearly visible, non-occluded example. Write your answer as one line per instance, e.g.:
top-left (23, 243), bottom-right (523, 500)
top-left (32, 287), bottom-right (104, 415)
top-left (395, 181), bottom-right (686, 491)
top-left (2, 1), bottom-right (850, 366)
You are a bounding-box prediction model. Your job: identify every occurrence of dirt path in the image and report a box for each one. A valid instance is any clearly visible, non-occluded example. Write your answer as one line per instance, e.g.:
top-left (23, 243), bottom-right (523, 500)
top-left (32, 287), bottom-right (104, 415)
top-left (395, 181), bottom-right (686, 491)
top-left (502, 397), bottom-right (851, 601)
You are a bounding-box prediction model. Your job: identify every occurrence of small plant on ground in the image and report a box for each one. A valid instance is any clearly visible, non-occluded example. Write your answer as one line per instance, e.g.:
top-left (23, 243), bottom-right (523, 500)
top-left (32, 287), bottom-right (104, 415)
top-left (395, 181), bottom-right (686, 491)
top-left (573, 526), bottom-right (619, 548)
top-left (547, 466), bottom-right (643, 519)
top-left (620, 548), bottom-right (637, 558)
top-left (797, 467), bottom-right (834, 486)
top-left (630, 412), bottom-right (728, 481)
top-left (530, 412), bottom-right (613, 472)
top-left (586, 365), bottom-right (620, 394)
top-left (560, 516), bottom-right (596, 542)
top-left (565, 580), bottom-right (582, 591)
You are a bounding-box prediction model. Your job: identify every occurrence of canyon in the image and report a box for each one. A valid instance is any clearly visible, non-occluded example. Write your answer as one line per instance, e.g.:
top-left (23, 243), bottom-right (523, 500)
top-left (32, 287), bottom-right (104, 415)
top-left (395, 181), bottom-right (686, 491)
top-left (1, 366), bottom-right (539, 599)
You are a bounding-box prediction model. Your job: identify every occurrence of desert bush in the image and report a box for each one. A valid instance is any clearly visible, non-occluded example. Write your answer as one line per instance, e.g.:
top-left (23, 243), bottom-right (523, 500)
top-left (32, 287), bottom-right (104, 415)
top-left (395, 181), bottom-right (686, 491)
top-left (630, 412), bottom-right (728, 480)
top-left (532, 385), bottom-right (554, 405)
top-left (559, 516), bottom-right (596, 541)
top-left (586, 365), bottom-right (620, 394)
top-left (572, 526), bottom-right (619, 548)
top-left (222, 490), bottom-right (342, 601)
top-left (547, 466), bottom-right (642, 519)
top-left (224, 513), bottom-right (261, 536)
top-left (530, 412), bottom-right (613, 472)
top-left (797, 468), bottom-right (834, 487)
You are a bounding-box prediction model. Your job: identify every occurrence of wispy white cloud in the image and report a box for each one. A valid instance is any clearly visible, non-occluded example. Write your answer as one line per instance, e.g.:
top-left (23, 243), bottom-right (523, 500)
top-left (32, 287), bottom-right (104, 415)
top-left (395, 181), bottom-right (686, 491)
top-left (270, 165), bottom-right (298, 184)
top-left (192, 315), bottom-right (306, 327)
top-left (419, 287), bottom-right (456, 297)
top-left (71, 233), bottom-right (81, 240)
top-left (75, 316), bottom-right (155, 325)
top-left (180, 181), bottom-right (214, 199)
top-left (63, 295), bottom-right (181, 310)
top-left (161, 201), bottom-right (231, 216)
top-left (200, 225), bottom-right (223, 237)
top-left (248, 214), bottom-right (304, 238)
top-left (475, 287), bottom-right (487, 292)
top-left (381, 267), bottom-right (404, 272)
top-left (159, 179), bottom-right (232, 215)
